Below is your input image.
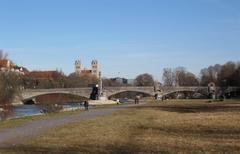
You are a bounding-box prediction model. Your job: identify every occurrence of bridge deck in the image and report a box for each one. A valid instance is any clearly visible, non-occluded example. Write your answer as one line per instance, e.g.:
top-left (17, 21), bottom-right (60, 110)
top-left (21, 86), bottom-right (240, 101)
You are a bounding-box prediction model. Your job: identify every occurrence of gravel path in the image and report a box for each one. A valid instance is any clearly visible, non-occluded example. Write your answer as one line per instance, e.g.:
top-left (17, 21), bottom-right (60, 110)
top-left (0, 104), bottom-right (136, 147)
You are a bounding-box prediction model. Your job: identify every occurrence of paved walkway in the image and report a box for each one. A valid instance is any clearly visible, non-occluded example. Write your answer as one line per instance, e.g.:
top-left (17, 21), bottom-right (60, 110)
top-left (0, 104), bottom-right (136, 147)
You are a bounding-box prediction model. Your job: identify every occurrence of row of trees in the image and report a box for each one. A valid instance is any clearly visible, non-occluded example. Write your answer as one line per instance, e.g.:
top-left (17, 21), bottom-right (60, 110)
top-left (162, 61), bottom-right (240, 87)
top-left (1, 49), bottom-right (240, 107)
top-left (23, 72), bottom-right (99, 89)
top-left (2, 61), bottom-right (239, 91)
top-left (162, 67), bottom-right (199, 86)
top-left (131, 62), bottom-right (239, 87)
top-left (17, 73), bottom-right (154, 89)
top-left (102, 73), bottom-right (155, 87)
top-left (200, 61), bottom-right (240, 87)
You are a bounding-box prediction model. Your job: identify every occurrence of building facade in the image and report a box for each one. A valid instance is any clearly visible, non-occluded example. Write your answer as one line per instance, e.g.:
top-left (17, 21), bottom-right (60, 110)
top-left (75, 59), bottom-right (99, 78)
top-left (0, 59), bottom-right (25, 74)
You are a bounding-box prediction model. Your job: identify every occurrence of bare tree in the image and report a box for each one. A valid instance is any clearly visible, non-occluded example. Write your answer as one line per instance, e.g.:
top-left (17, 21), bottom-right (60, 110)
top-left (0, 49), bottom-right (8, 60)
top-left (174, 67), bottom-right (199, 86)
top-left (0, 72), bottom-right (22, 105)
top-left (135, 73), bottom-right (154, 86)
top-left (232, 66), bottom-right (240, 86)
top-left (218, 61), bottom-right (238, 86)
top-left (162, 68), bottom-right (175, 86)
top-left (174, 67), bottom-right (186, 86)
top-left (65, 73), bottom-right (98, 88)
top-left (102, 78), bottom-right (123, 87)
top-left (163, 67), bottom-right (199, 87)
top-left (200, 61), bottom-right (240, 87)
top-left (200, 64), bottom-right (221, 86)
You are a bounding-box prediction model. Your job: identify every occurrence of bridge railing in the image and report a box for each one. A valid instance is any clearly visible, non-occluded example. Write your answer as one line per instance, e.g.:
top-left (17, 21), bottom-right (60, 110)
top-left (23, 87), bottom-right (92, 92)
top-left (22, 86), bottom-right (240, 94)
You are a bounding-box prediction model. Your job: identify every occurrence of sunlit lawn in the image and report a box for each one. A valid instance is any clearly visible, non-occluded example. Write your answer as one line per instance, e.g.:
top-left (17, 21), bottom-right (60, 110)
top-left (1, 99), bottom-right (240, 154)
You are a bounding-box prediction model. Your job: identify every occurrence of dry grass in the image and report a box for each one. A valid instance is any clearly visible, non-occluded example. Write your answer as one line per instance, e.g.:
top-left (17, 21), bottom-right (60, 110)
top-left (1, 99), bottom-right (240, 154)
top-left (0, 115), bottom-right (47, 132)
top-left (0, 109), bottom-right (86, 132)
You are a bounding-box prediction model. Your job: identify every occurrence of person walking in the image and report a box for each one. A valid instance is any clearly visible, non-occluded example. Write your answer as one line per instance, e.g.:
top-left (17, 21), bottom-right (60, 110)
top-left (135, 95), bottom-right (140, 104)
top-left (137, 95), bottom-right (140, 104)
top-left (84, 100), bottom-right (89, 110)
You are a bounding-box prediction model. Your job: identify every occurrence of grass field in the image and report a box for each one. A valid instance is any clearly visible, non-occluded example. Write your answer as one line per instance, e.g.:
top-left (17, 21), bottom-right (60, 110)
top-left (1, 99), bottom-right (240, 154)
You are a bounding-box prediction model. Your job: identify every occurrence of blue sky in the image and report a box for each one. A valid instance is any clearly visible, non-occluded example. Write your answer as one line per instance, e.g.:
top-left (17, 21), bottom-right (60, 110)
top-left (0, 0), bottom-right (240, 80)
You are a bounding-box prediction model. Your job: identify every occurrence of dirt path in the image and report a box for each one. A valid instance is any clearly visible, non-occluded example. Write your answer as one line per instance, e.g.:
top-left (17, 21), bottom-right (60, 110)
top-left (0, 104), bottom-right (136, 147)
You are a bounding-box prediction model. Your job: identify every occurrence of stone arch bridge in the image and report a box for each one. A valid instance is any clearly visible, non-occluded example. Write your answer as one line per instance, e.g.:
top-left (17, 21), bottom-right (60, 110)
top-left (21, 86), bottom-right (240, 102)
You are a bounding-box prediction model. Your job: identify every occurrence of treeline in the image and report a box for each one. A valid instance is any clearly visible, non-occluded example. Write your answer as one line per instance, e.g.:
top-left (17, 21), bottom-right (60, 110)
top-left (1, 49), bottom-right (240, 106)
top-left (200, 61), bottom-right (240, 87)
top-left (103, 61), bottom-right (240, 87)
top-left (162, 67), bottom-right (199, 86)
top-left (103, 73), bottom-right (155, 87)
top-left (2, 61), bottom-right (239, 91)
top-left (24, 72), bottom-right (155, 88)
top-left (0, 72), bottom-right (22, 105)
top-left (22, 72), bottom-right (99, 89)
top-left (162, 61), bottom-right (240, 87)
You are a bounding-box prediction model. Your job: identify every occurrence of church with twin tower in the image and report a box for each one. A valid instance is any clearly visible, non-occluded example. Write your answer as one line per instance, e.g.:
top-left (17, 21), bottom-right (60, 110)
top-left (75, 59), bottom-right (99, 78)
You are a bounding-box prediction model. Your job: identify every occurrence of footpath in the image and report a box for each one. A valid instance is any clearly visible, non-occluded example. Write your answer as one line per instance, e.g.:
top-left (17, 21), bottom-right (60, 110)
top-left (0, 104), bottom-right (137, 147)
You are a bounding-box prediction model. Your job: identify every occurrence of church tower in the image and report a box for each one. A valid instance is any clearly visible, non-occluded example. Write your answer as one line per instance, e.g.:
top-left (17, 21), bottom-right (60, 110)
top-left (91, 59), bottom-right (99, 78)
top-left (75, 60), bottom-right (81, 75)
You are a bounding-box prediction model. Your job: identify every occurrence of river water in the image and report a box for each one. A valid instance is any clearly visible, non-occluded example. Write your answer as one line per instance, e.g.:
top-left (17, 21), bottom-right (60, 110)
top-left (0, 103), bottom-right (84, 120)
top-left (13, 105), bottom-right (41, 118)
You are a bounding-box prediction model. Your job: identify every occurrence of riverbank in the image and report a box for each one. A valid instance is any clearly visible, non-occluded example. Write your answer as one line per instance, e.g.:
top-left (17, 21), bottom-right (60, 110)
top-left (0, 103), bottom-right (136, 148)
top-left (0, 100), bottom-right (120, 131)
top-left (1, 99), bottom-right (240, 153)
top-left (1, 99), bottom-right (118, 120)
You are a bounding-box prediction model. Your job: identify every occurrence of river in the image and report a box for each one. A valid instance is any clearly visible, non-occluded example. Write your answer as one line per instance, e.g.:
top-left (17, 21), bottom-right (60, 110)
top-left (0, 103), bottom-right (85, 120)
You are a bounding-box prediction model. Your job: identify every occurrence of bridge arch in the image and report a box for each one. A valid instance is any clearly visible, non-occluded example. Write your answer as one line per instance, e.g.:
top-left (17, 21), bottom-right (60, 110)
top-left (107, 90), bottom-right (153, 99)
top-left (22, 92), bottom-right (89, 104)
top-left (163, 90), bottom-right (194, 96)
top-left (162, 89), bottom-right (208, 98)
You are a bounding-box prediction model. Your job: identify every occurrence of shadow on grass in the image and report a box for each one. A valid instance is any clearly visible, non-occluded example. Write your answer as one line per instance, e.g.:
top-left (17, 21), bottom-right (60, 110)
top-left (1, 140), bottom-right (240, 154)
top-left (136, 123), bottom-right (240, 140)
top-left (0, 143), bottom-right (169, 154)
top-left (133, 103), bottom-right (240, 113)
